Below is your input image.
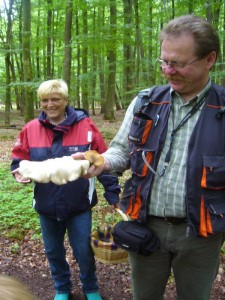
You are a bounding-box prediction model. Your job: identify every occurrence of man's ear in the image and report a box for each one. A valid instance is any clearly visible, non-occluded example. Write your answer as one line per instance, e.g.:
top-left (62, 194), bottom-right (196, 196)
top-left (206, 51), bottom-right (217, 69)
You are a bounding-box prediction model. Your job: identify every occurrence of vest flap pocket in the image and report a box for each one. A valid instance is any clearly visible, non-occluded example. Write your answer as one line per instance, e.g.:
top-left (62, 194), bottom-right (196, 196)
top-left (201, 155), bottom-right (225, 189)
top-left (120, 177), bottom-right (140, 219)
top-left (122, 177), bottom-right (136, 198)
top-left (130, 149), bottom-right (155, 177)
top-left (206, 196), bottom-right (225, 234)
top-left (207, 197), bottom-right (225, 216)
top-left (203, 155), bottom-right (225, 168)
top-left (199, 196), bottom-right (225, 236)
top-left (128, 116), bottom-right (153, 145)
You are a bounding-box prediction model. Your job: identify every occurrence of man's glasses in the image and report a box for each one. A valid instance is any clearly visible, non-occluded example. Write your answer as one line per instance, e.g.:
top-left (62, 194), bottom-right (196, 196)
top-left (156, 57), bottom-right (200, 70)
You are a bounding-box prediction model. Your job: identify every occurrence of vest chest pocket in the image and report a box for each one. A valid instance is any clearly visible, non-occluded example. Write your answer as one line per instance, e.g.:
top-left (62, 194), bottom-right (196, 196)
top-left (128, 116), bottom-right (153, 145)
top-left (201, 155), bottom-right (225, 189)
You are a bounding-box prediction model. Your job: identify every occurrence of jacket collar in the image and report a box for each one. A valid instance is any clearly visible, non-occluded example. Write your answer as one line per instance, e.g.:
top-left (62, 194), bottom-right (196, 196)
top-left (38, 106), bottom-right (89, 134)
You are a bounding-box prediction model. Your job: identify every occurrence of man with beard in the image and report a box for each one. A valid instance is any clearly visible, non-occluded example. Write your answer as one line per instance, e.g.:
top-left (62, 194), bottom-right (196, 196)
top-left (73, 15), bottom-right (225, 300)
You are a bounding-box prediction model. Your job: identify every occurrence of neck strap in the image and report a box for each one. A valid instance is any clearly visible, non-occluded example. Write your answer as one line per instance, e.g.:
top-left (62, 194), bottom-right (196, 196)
top-left (159, 96), bottom-right (205, 177)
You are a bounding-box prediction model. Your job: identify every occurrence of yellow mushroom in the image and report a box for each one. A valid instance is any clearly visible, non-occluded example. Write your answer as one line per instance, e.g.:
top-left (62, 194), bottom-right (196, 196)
top-left (84, 150), bottom-right (104, 167)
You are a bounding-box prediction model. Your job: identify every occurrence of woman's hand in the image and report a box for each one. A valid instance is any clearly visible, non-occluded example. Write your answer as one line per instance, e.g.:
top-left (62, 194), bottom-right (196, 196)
top-left (11, 168), bottom-right (31, 184)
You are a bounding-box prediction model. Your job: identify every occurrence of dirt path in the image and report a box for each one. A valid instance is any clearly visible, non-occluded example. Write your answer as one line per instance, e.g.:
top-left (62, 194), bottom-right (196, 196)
top-left (1, 236), bottom-right (225, 300)
top-left (0, 237), bottom-right (133, 300)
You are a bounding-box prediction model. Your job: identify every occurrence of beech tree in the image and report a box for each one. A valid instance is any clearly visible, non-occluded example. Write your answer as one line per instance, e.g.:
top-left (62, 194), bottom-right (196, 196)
top-left (63, 0), bottom-right (73, 90)
top-left (0, 0), bottom-right (224, 124)
top-left (3, 0), bottom-right (14, 125)
top-left (22, 0), bottom-right (34, 122)
top-left (104, 0), bottom-right (117, 120)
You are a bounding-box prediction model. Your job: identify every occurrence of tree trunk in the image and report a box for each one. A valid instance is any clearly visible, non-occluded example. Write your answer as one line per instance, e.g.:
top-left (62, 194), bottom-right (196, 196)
top-left (81, 2), bottom-right (88, 111)
top-left (22, 0), bottom-right (34, 122)
top-left (9, 57), bottom-right (20, 111)
top-left (63, 0), bottom-right (73, 91)
top-left (91, 8), bottom-right (97, 116)
top-left (104, 0), bottom-right (117, 120)
top-left (5, 54), bottom-right (11, 125)
top-left (75, 8), bottom-right (81, 108)
top-left (4, 0), bottom-right (14, 125)
top-left (133, 0), bottom-right (147, 86)
top-left (220, 1), bottom-right (225, 87)
top-left (46, 0), bottom-right (53, 79)
top-left (36, 0), bottom-right (41, 81)
top-left (97, 5), bottom-right (106, 114)
top-left (147, 2), bottom-right (155, 86)
top-left (17, 3), bottom-right (25, 115)
top-left (122, 0), bottom-right (133, 106)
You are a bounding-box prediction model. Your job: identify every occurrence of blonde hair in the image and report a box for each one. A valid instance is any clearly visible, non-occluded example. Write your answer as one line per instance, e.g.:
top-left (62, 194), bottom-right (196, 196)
top-left (37, 79), bottom-right (68, 100)
top-left (0, 275), bottom-right (38, 300)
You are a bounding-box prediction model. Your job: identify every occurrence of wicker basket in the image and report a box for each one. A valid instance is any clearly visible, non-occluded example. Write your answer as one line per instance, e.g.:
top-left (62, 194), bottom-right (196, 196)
top-left (91, 207), bottom-right (128, 264)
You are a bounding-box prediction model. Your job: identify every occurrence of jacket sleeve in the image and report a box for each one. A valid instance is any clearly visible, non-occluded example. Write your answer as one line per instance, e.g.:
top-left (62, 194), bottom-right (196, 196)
top-left (88, 118), bottom-right (121, 204)
top-left (97, 172), bottom-right (120, 205)
top-left (11, 126), bottom-right (30, 171)
top-left (103, 98), bottom-right (136, 172)
top-left (87, 119), bottom-right (108, 154)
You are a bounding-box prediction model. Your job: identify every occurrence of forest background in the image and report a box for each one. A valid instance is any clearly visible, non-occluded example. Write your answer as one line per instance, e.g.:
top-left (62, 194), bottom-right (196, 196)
top-left (1, 2), bottom-right (225, 298)
top-left (1, 0), bottom-right (225, 125)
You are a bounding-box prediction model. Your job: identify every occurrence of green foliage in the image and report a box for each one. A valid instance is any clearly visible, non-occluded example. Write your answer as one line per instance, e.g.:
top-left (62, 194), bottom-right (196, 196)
top-left (221, 244), bottom-right (225, 254)
top-left (10, 242), bottom-right (20, 254)
top-left (1, 0), bottom-right (225, 117)
top-left (0, 134), bottom-right (15, 141)
top-left (0, 163), bottom-right (41, 240)
top-left (92, 179), bottom-right (108, 231)
top-left (92, 174), bottom-right (127, 231)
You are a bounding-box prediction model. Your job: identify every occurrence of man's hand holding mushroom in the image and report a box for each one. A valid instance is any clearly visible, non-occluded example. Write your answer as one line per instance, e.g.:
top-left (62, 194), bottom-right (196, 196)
top-left (71, 150), bottom-right (111, 178)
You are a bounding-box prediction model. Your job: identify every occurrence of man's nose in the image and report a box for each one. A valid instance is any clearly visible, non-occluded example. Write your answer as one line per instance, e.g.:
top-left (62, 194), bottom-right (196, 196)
top-left (162, 65), bottom-right (177, 75)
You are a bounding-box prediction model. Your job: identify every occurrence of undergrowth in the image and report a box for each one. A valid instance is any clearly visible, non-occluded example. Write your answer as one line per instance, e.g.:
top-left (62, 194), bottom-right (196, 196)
top-left (0, 163), bottom-right (40, 239)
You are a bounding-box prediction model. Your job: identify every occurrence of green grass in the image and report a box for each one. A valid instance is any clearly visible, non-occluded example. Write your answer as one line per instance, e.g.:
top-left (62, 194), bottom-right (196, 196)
top-left (0, 163), bottom-right (41, 240)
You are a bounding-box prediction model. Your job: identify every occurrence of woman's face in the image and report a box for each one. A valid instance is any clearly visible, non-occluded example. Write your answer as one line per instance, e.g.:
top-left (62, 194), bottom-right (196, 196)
top-left (40, 93), bottom-right (68, 123)
top-left (160, 34), bottom-right (216, 100)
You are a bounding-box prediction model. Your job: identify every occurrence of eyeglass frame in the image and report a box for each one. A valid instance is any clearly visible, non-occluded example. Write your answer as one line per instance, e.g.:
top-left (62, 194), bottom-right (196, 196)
top-left (156, 57), bottom-right (201, 70)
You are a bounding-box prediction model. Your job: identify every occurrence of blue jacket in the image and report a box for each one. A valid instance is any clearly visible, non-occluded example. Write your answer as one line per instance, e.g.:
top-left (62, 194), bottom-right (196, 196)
top-left (11, 106), bottom-right (120, 220)
top-left (120, 83), bottom-right (225, 237)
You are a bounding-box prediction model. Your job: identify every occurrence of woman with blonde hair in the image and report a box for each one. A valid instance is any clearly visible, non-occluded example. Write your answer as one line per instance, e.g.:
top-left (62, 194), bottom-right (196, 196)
top-left (11, 79), bottom-right (120, 300)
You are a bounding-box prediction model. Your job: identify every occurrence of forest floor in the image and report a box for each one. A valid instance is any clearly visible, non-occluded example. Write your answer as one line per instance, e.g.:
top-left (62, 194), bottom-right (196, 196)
top-left (0, 108), bottom-right (225, 300)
